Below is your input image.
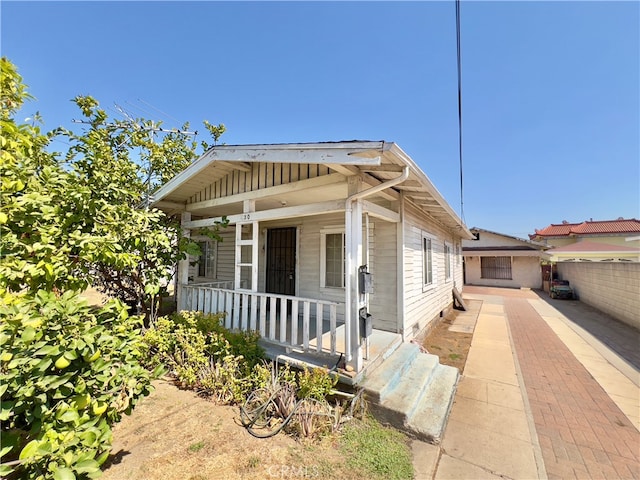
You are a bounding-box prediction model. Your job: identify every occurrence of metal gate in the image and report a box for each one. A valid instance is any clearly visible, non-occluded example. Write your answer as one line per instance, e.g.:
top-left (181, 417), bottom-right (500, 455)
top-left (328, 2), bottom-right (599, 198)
top-left (265, 227), bottom-right (296, 296)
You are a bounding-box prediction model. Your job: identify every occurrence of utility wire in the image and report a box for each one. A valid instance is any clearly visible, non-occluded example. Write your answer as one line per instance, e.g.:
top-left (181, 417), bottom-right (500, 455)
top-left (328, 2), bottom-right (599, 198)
top-left (455, 0), bottom-right (465, 223)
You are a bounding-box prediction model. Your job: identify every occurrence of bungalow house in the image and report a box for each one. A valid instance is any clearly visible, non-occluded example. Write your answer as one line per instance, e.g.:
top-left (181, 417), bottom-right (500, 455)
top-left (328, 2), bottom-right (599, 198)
top-left (152, 141), bottom-right (473, 378)
top-left (462, 228), bottom-right (550, 289)
top-left (530, 218), bottom-right (640, 262)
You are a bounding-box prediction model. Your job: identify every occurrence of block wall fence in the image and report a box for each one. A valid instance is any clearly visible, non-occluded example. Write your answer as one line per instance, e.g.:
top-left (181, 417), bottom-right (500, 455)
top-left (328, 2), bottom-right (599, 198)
top-left (557, 262), bottom-right (640, 330)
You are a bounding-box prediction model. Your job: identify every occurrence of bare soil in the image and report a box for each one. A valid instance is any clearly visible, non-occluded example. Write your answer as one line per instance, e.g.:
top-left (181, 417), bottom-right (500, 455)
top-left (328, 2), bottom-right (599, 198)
top-left (96, 294), bottom-right (472, 479)
top-left (102, 380), bottom-right (360, 480)
top-left (421, 309), bottom-right (473, 373)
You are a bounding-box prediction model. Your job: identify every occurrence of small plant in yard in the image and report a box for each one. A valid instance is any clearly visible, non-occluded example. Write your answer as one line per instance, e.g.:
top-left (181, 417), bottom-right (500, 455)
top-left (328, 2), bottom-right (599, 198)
top-left (240, 363), bottom-right (352, 440)
top-left (297, 366), bottom-right (339, 401)
top-left (187, 441), bottom-right (205, 453)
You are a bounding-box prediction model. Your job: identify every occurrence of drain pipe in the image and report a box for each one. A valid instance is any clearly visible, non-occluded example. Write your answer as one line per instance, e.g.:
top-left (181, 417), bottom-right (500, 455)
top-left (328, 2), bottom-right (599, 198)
top-left (344, 165), bottom-right (410, 370)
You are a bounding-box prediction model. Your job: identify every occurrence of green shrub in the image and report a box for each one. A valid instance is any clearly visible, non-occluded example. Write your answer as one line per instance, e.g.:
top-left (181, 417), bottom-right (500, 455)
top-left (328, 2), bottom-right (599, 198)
top-left (297, 367), bottom-right (339, 401)
top-left (141, 310), bottom-right (266, 403)
top-left (0, 290), bottom-right (158, 480)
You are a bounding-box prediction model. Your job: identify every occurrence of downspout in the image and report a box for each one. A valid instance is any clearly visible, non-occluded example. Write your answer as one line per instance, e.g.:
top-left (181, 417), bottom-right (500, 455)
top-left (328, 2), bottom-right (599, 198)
top-left (344, 166), bottom-right (410, 368)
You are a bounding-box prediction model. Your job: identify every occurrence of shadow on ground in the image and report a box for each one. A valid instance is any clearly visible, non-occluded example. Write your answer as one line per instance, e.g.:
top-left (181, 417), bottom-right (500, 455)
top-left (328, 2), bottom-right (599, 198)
top-left (534, 290), bottom-right (640, 370)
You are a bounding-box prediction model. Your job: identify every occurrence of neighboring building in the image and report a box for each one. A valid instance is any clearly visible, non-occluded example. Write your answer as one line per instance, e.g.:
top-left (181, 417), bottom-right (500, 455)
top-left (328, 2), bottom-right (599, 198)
top-left (530, 218), bottom-right (640, 262)
top-left (462, 228), bottom-right (549, 289)
top-left (152, 141), bottom-right (473, 376)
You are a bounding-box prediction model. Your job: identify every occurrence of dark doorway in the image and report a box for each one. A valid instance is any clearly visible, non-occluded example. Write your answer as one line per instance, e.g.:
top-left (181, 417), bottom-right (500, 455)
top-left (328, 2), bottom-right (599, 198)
top-left (266, 227), bottom-right (296, 296)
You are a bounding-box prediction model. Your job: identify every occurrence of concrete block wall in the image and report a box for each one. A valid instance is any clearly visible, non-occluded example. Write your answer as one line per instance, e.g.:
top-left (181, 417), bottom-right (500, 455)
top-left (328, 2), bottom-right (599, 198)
top-left (557, 262), bottom-right (640, 330)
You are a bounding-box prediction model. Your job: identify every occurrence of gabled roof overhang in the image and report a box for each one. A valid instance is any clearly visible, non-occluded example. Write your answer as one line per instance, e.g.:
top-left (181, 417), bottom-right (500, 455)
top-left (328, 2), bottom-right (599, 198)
top-left (151, 141), bottom-right (473, 239)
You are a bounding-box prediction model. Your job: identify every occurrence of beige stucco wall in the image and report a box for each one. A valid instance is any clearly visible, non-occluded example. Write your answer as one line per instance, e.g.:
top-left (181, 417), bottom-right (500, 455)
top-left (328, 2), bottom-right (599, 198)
top-left (464, 255), bottom-right (542, 289)
top-left (544, 235), bottom-right (640, 249)
top-left (557, 262), bottom-right (640, 330)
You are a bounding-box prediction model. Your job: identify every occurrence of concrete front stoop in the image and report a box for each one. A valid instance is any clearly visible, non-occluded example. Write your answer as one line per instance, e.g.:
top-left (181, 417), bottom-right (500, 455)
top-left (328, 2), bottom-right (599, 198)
top-left (360, 343), bottom-right (459, 444)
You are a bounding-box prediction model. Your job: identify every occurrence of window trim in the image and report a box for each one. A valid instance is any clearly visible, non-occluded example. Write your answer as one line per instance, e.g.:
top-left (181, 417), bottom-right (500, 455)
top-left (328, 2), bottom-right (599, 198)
top-left (422, 232), bottom-right (435, 290)
top-left (320, 227), bottom-right (345, 289)
top-left (197, 240), bottom-right (217, 279)
top-left (444, 241), bottom-right (452, 281)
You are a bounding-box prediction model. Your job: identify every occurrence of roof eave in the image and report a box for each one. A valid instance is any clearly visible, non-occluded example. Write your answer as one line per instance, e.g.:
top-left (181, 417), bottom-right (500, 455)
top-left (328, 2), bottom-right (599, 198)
top-left (388, 143), bottom-right (474, 240)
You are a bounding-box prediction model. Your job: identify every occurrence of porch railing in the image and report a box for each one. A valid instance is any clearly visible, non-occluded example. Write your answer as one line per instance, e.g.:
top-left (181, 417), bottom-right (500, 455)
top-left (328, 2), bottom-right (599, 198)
top-left (179, 285), bottom-right (341, 356)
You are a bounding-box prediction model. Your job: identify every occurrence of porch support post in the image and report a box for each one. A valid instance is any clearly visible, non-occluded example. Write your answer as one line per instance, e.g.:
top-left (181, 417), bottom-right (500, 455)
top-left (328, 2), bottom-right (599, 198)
top-left (345, 177), bottom-right (364, 372)
top-left (177, 211), bottom-right (191, 311)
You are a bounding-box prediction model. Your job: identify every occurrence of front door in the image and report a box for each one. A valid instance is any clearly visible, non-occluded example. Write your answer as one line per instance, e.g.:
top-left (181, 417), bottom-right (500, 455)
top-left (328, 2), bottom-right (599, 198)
top-left (265, 227), bottom-right (296, 295)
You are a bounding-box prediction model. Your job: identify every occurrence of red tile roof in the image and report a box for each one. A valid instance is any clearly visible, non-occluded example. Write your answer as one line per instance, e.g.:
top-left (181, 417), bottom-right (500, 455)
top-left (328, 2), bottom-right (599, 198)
top-left (531, 218), bottom-right (640, 239)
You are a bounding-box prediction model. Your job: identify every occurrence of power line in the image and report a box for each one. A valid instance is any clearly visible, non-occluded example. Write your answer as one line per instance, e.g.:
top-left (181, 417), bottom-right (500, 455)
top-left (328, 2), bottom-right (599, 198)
top-left (455, 0), bottom-right (465, 223)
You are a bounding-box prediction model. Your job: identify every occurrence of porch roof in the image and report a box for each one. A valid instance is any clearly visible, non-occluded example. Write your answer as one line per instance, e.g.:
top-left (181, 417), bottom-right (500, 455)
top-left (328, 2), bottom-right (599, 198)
top-left (151, 141), bottom-right (473, 239)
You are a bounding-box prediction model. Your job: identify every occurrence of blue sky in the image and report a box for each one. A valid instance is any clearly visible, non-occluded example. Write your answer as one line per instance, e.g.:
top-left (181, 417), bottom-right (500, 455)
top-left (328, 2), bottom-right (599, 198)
top-left (2, 1), bottom-right (638, 237)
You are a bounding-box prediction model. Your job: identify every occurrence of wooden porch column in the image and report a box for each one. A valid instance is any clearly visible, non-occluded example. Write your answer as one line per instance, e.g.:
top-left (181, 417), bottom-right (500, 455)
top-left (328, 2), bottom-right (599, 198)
top-left (345, 176), bottom-right (364, 372)
top-left (176, 211), bottom-right (191, 311)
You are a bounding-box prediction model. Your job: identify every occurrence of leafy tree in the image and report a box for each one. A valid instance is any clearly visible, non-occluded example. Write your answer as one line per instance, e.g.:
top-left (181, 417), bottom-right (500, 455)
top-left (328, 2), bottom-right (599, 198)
top-left (0, 57), bottom-right (224, 479)
top-left (1, 57), bottom-right (227, 318)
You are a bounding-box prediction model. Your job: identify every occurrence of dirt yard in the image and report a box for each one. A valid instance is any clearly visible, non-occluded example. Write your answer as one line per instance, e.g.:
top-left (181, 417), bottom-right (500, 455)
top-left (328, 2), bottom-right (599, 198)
top-left (421, 308), bottom-right (473, 373)
top-left (101, 379), bottom-right (356, 480)
top-left (98, 302), bottom-right (473, 479)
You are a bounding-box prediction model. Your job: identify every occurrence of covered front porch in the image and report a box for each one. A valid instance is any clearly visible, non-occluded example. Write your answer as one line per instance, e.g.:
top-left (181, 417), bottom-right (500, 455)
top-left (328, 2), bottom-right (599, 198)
top-left (179, 283), bottom-right (401, 382)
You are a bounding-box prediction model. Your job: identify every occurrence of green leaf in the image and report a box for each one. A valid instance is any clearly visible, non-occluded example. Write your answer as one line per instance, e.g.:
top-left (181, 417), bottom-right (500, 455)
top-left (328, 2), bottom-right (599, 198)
top-left (53, 467), bottom-right (76, 480)
top-left (0, 402), bottom-right (13, 421)
top-left (21, 326), bottom-right (36, 343)
top-left (0, 464), bottom-right (14, 477)
top-left (34, 344), bottom-right (60, 356)
top-left (95, 449), bottom-right (110, 466)
top-left (74, 459), bottom-right (100, 474)
top-left (0, 445), bottom-right (13, 458)
top-left (19, 439), bottom-right (39, 460)
top-left (58, 409), bottom-right (80, 423)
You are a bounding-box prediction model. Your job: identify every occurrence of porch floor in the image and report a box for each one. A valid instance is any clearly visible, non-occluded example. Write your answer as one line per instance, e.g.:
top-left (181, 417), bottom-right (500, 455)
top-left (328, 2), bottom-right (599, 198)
top-left (260, 326), bottom-right (402, 386)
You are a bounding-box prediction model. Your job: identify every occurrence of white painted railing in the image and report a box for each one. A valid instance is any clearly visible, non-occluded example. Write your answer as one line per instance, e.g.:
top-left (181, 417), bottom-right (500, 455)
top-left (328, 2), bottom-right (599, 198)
top-left (191, 280), bottom-right (244, 289)
top-left (179, 285), bottom-right (341, 356)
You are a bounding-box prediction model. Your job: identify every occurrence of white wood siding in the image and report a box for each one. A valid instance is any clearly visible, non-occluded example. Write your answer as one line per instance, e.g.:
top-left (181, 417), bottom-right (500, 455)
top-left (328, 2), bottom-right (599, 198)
top-left (402, 200), bottom-right (464, 338)
top-left (188, 229), bottom-right (236, 283)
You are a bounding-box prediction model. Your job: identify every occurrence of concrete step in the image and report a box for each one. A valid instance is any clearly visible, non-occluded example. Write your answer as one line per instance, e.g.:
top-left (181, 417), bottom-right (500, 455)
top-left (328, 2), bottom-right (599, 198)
top-left (359, 343), bottom-right (459, 445)
top-left (369, 353), bottom-right (440, 427)
top-left (407, 364), bottom-right (459, 443)
top-left (360, 343), bottom-right (421, 403)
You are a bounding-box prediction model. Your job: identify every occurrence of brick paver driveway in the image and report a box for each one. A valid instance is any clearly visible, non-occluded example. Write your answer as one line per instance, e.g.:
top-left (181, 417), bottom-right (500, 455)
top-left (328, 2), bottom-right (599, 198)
top-left (464, 286), bottom-right (640, 480)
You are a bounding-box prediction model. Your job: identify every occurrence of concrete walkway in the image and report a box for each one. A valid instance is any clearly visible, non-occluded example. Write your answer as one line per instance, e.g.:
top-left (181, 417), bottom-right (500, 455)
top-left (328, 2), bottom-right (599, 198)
top-left (412, 286), bottom-right (640, 480)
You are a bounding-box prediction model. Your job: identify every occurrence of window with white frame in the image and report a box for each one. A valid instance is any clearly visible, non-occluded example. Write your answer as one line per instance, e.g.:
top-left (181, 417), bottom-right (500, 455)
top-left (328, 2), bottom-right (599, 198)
top-left (444, 243), bottom-right (452, 280)
top-left (320, 229), bottom-right (345, 288)
top-left (422, 234), bottom-right (434, 287)
top-left (197, 241), bottom-right (217, 278)
top-left (481, 256), bottom-right (512, 279)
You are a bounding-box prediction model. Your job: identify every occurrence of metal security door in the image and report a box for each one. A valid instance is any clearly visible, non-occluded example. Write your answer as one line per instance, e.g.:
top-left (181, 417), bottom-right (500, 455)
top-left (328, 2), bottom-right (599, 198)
top-left (265, 227), bottom-right (296, 295)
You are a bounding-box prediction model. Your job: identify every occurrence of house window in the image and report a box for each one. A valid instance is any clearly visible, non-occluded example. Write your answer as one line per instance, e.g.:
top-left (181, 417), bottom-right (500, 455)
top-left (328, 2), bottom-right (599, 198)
top-left (422, 235), bottom-right (433, 287)
top-left (197, 241), bottom-right (217, 278)
top-left (444, 243), bottom-right (452, 280)
top-left (481, 256), bottom-right (512, 280)
top-left (321, 229), bottom-right (345, 288)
